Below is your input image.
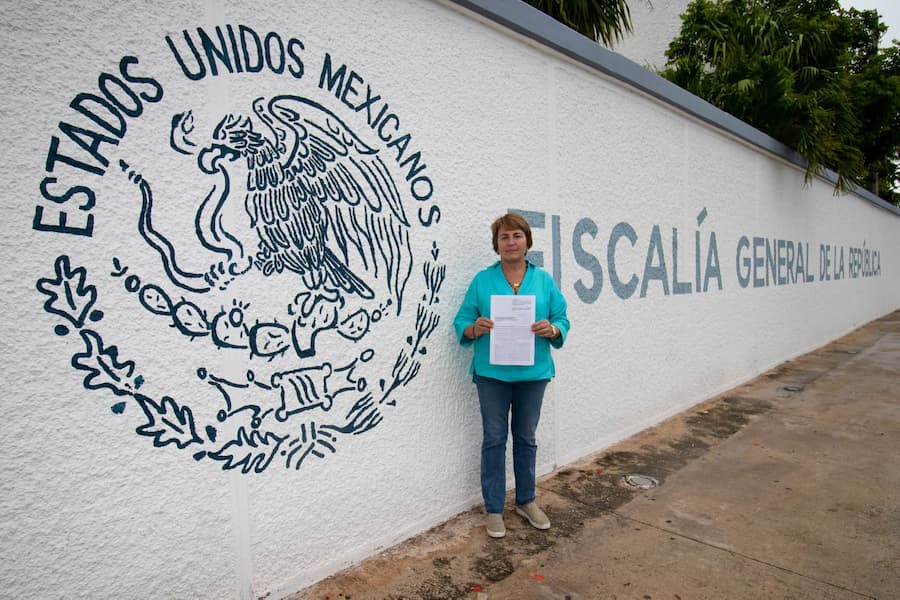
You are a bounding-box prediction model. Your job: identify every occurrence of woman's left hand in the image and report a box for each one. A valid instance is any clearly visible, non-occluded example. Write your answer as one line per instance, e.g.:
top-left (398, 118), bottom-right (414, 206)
top-left (532, 320), bottom-right (558, 339)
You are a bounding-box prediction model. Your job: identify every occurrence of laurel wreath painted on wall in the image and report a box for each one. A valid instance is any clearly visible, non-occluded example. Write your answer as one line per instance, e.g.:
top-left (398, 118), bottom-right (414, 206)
top-left (36, 250), bottom-right (445, 473)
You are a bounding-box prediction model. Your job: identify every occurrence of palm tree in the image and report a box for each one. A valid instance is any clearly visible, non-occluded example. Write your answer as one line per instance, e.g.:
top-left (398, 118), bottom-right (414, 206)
top-left (525, 0), bottom-right (635, 46)
top-left (660, 0), bottom-right (867, 191)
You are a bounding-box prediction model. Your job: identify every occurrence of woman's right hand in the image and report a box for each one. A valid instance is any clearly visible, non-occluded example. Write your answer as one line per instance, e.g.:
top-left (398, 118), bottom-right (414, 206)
top-left (470, 317), bottom-right (494, 338)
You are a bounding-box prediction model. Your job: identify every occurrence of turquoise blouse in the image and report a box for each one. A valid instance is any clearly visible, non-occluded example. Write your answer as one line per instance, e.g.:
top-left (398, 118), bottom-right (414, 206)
top-left (454, 261), bottom-right (570, 382)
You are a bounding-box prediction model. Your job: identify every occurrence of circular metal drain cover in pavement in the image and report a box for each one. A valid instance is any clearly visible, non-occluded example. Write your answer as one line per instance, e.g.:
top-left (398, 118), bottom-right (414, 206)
top-left (624, 474), bottom-right (659, 489)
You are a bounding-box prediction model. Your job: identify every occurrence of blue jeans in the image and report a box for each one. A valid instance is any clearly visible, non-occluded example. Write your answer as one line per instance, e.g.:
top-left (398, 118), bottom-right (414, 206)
top-left (474, 374), bottom-right (548, 514)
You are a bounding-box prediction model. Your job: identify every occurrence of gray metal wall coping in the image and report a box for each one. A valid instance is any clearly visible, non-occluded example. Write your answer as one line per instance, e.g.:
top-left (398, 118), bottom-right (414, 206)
top-left (447, 0), bottom-right (900, 217)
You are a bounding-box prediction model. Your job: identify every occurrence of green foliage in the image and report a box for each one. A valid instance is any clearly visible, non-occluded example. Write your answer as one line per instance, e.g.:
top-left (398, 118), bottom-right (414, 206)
top-left (847, 35), bottom-right (900, 204)
top-left (660, 0), bottom-right (900, 203)
top-left (525, 0), bottom-right (633, 45)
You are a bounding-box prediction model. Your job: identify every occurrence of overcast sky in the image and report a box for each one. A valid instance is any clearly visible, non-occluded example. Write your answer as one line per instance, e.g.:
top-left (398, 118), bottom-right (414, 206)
top-left (841, 0), bottom-right (899, 46)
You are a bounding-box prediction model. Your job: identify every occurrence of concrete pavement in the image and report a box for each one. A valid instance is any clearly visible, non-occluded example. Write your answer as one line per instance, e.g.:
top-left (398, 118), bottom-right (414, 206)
top-left (291, 310), bottom-right (900, 600)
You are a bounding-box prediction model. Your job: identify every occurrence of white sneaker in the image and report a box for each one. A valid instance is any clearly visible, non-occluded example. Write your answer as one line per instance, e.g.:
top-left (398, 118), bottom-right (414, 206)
top-left (515, 502), bottom-right (550, 530)
top-left (485, 513), bottom-right (506, 538)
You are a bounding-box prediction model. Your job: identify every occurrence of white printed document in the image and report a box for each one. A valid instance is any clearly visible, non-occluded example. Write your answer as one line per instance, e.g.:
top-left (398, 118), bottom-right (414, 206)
top-left (489, 295), bottom-right (535, 366)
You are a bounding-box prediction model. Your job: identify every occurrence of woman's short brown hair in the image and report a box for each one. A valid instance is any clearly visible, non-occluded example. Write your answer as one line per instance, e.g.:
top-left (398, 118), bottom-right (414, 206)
top-left (491, 212), bottom-right (533, 253)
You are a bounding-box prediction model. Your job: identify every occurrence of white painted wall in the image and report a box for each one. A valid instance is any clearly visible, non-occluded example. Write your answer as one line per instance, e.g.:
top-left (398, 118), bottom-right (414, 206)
top-left (1, 1), bottom-right (897, 599)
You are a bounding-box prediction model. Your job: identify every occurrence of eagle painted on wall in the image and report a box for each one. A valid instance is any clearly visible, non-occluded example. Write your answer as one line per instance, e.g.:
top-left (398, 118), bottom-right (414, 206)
top-left (167, 95), bottom-right (413, 312)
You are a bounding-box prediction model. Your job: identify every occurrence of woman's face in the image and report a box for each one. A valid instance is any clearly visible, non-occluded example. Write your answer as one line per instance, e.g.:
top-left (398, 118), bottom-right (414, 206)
top-left (497, 226), bottom-right (528, 263)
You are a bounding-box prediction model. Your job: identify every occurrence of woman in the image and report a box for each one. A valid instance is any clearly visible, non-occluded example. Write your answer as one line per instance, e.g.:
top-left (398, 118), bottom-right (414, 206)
top-left (453, 212), bottom-right (570, 538)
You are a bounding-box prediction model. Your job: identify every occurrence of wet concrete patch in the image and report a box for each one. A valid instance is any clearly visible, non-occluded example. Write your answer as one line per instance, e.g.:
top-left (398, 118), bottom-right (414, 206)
top-left (763, 363), bottom-right (829, 386)
top-left (542, 502), bottom-right (591, 539)
top-left (685, 396), bottom-right (771, 439)
top-left (546, 464), bottom-right (639, 516)
top-left (411, 570), bottom-right (469, 600)
top-left (473, 545), bottom-right (515, 582)
top-left (668, 436), bottom-right (711, 455)
top-left (517, 527), bottom-right (557, 555)
top-left (544, 395), bottom-right (775, 526)
top-left (378, 554), bottom-right (483, 600)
